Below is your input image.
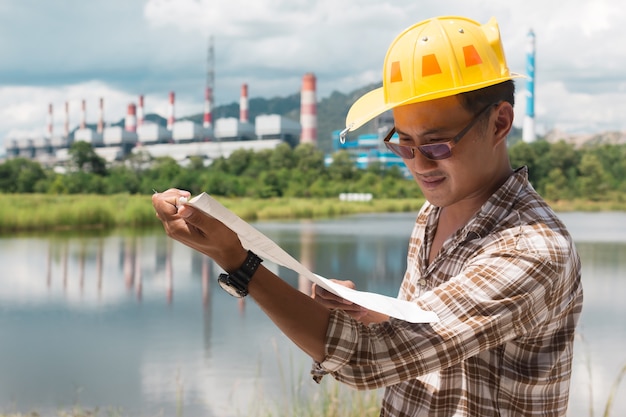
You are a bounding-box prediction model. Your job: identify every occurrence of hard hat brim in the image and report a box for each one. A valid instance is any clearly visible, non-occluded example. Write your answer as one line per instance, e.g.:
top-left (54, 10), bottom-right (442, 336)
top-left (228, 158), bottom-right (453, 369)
top-left (345, 87), bottom-right (390, 132)
top-left (345, 73), bottom-right (525, 133)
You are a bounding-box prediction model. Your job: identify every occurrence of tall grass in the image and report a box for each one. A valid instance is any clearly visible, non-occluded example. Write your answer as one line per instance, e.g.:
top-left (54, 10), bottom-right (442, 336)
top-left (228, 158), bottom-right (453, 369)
top-left (577, 332), bottom-right (626, 417)
top-left (0, 194), bottom-right (426, 233)
top-left (3, 193), bottom-right (625, 234)
top-left (0, 194), bottom-right (156, 233)
top-left (245, 339), bottom-right (381, 417)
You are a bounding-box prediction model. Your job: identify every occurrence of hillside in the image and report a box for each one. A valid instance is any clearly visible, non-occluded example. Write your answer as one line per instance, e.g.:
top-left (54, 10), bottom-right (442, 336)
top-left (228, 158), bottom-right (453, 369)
top-left (183, 82), bottom-right (381, 153)
top-left (50, 81), bottom-right (626, 155)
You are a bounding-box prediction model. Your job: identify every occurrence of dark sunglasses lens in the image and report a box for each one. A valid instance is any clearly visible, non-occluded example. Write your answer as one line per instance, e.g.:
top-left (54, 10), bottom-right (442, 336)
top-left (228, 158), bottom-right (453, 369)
top-left (385, 142), bottom-right (414, 159)
top-left (418, 144), bottom-right (451, 160)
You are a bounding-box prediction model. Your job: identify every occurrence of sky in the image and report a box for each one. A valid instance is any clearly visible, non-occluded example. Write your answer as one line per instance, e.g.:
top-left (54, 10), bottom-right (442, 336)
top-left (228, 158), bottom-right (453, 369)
top-left (1, 0), bottom-right (625, 152)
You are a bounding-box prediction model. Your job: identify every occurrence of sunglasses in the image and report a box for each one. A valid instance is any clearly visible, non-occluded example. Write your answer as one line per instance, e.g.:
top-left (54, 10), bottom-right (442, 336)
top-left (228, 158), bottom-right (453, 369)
top-left (383, 103), bottom-right (497, 161)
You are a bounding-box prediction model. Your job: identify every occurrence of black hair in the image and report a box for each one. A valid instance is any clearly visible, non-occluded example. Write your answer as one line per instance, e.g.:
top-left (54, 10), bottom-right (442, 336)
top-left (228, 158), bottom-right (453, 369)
top-left (457, 80), bottom-right (515, 114)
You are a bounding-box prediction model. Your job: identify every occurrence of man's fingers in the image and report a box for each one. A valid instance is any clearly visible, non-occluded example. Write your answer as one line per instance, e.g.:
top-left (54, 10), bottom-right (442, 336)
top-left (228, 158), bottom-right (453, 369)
top-left (312, 284), bottom-right (365, 312)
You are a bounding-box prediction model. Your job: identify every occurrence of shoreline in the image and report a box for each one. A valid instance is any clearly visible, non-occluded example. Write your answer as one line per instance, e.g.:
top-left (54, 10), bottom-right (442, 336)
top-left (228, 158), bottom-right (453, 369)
top-left (2, 193), bottom-right (625, 234)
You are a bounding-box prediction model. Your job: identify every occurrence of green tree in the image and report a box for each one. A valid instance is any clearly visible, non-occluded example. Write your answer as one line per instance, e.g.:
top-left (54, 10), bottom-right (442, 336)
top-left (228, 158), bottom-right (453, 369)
top-left (245, 148), bottom-right (273, 178)
top-left (591, 144), bottom-right (626, 189)
top-left (62, 171), bottom-right (107, 194)
top-left (227, 149), bottom-right (253, 176)
top-left (328, 150), bottom-right (359, 182)
top-left (106, 165), bottom-right (141, 194)
top-left (543, 168), bottom-right (569, 201)
top-left (508, 140), bottom-right (550, 190)
top-left (269, 142), bottom-right (295, 170)
top-left (143, 156), bottom-right (184, 192)
top-left (68, 141), bottom-right (107, 175)
top-left (0, 158), bottom-right (47, 193)
top-left (202, 171), bottom-right (250, 197)
top-left (577, 153), bottom-right (611, 201)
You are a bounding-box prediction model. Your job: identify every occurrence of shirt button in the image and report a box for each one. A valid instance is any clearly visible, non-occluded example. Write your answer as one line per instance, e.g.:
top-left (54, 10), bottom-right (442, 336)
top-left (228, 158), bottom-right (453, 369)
top-left (419, 279), bottom-right (427, 286)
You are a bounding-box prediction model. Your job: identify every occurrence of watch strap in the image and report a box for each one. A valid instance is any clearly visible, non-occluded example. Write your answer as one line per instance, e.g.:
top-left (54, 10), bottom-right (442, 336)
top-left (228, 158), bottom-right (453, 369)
top-left (219, 250), bottom-right (263, 297)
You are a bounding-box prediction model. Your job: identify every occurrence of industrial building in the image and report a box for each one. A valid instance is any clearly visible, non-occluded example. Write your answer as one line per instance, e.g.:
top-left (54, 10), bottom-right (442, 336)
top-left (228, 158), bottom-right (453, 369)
top-left (4, 74), bottom-right (319, 166)
top-left (327, 126), bottom-right (410, 178)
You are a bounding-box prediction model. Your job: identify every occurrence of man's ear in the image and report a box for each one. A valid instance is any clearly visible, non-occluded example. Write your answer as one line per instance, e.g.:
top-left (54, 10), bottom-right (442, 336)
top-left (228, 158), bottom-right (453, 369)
top-left (492, 102), bottom-right (514, 146)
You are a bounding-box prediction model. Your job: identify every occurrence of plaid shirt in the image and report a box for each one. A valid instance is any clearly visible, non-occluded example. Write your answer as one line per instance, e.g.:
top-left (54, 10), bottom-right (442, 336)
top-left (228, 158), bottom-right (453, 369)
top-left (315, 167), bottom-right (583, 416)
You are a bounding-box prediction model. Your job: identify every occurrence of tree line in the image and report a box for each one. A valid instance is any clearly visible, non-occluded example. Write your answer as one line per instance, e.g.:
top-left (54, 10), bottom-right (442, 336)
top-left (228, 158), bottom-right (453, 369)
top-left (1, 139), bottom-right (625, 202)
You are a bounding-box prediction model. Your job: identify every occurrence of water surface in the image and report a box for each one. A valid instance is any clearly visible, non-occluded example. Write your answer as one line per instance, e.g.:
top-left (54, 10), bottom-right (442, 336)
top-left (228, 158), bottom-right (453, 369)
top-left (0, 212), bottom-right (624, 416)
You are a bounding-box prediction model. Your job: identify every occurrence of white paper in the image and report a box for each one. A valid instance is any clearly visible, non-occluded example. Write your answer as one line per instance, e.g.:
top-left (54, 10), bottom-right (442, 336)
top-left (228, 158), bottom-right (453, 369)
top-left (185, 192), bottom-right (439, 324)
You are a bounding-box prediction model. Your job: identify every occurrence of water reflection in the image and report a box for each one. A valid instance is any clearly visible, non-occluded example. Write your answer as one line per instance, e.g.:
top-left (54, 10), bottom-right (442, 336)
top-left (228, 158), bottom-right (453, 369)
top-left (0, 212), bottom-right (624, 416)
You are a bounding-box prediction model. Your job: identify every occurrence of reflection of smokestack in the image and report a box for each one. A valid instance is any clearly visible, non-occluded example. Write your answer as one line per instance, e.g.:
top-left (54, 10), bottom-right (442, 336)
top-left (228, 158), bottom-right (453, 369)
top-left (135, 239), bottom-right (142, 302)
top-left (138, 95), bottom-right (144, 126)
top-left (298, 220), bottom-right (315, 296)
top-left (80, 99), bottom-right (86, 130)
top-left (166, 240), bottom-right (173, 304)
top-left (239, 83), bottom-right (249, 123)
top-left (97, 240), bottom-right (103, 296)
top-left (79, 249), bottom-right (85, 294)
top-left (167, 91), bottom-right (175, 130)
top-left (97, 98), bottom-right (104, 134)
top-left (124, 239), bottom-right (135, 289)
top-left (47, 103), bottom-right (53, 138)
top-left (64, 101), bottom-right (69, 138)
top-left (203, 87), bottom-right (213, 128)
top-left (125, 103), bottom-right (137, 132)
top-left (202, 256), bottom-right (211, 307)
top-left (300, 73), bottom-right (317, 144)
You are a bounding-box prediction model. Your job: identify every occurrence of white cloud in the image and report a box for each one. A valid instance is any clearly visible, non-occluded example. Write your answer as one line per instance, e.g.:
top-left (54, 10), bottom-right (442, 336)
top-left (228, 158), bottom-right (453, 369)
top-left (2, 0), bottom-right (626, 150)
top-left (0, 82), bottom-right (201, 140)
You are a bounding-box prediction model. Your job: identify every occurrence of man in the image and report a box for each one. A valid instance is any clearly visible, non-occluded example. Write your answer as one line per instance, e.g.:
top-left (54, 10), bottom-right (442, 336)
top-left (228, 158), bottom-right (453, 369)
top-left (153, 15), bottom-right (583, 417)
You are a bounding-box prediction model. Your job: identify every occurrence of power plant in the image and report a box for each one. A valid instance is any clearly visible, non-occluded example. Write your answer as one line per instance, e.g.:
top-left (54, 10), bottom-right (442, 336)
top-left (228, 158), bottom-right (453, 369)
top-left (4, 74), bottom-right (316, 166)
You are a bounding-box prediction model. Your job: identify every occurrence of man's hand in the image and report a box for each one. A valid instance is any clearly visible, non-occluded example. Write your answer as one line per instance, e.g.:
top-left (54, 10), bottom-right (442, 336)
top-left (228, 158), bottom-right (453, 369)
top-left (312, 280), bottom-right (390, 324)
top-left (312, 280), bottom-right (369, 320)
top-left (152, 188), bottom-right (247, 272)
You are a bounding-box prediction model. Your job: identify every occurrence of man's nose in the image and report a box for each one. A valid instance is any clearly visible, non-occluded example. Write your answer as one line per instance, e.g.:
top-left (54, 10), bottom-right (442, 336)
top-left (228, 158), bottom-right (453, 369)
top-left (405, 149), bottom-right (438, 173)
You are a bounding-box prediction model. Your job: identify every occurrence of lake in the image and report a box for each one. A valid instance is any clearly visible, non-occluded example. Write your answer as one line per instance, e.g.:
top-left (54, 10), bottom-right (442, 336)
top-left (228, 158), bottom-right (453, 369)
top-left (0, 211), bottom-right (624, 416)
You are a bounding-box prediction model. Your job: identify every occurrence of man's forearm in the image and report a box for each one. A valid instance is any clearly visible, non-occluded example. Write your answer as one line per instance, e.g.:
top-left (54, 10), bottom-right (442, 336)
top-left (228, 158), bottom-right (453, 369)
top-left (248, 265), bottom-right (331, 362)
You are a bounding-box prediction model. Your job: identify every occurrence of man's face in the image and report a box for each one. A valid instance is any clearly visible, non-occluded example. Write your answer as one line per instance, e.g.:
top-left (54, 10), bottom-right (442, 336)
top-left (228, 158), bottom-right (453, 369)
top-left (392, 96), bottom-right (500, 210)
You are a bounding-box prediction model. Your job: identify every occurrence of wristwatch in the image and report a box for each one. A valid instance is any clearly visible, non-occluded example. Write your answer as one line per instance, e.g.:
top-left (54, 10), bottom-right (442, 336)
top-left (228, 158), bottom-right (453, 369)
top-left (217, 250), bottom-right (263, 298)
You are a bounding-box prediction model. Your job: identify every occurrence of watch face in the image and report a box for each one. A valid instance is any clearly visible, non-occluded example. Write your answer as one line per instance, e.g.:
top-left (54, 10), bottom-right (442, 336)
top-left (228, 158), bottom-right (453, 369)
top-left (218, 275), bottom-right (245, 298)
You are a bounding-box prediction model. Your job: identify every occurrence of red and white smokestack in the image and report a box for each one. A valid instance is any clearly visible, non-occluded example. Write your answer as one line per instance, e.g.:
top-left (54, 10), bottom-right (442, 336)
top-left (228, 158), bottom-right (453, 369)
top-left (80, 99), bottom-right (86, 130)
top-left (64, 101), bottom-right (70, 138)
top-left (97, 98), bottom-right (104, 134)
top-left (46, 103), bottom-right (53, 138)
top-left (137, 95), bottom-right (144, 126)
top-left (167, 91), bottom-right (175, 130)
top-left (300, 73), bottom-right (317, 144)
top-left (203, 87), bottom-right (213, 128)
top-left (239, 83), bottom-right (249, 123)
top-left (125, 103), bottom-right (137, 133)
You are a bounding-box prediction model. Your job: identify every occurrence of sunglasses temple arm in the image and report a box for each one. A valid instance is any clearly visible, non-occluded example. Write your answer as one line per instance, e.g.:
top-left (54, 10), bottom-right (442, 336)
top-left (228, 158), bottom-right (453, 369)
top-left (383, 127), bottom-right (397, 142)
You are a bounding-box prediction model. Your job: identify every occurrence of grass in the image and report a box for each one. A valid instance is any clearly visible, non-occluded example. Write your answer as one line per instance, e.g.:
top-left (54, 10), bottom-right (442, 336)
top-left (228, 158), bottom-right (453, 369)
top-left (0, 193), bottom-right (426, 234)
top-left (546, 198), bottom-right (626, 213)
top-left (577, 333), bottom-right (626, 417)
top-left (3, 193), bottom-right (626, 234)
top-left (0, 194), bottom-right (154, 233)
top-left (245, 339), bottom-right (382, 417)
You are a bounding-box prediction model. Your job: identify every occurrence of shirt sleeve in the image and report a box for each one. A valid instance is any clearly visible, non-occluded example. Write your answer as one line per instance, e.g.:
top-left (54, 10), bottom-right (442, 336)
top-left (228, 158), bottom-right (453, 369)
top-left (317, 240), bottom-right (568, 390)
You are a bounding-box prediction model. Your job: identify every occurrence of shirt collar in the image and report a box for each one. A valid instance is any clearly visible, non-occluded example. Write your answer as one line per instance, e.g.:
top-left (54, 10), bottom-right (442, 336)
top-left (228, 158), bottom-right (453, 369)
top-left (460, 166), bottom-right (529, 241)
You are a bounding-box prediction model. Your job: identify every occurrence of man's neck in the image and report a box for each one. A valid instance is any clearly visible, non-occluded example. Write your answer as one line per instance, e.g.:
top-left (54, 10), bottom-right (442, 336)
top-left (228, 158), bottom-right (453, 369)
top-left (439, 166), bottom-right (514, 236)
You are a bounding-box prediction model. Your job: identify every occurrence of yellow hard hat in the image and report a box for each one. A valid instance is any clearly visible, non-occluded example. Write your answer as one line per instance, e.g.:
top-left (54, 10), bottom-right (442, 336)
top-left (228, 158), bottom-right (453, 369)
top-left (345, 16), bottom-right (522, 133)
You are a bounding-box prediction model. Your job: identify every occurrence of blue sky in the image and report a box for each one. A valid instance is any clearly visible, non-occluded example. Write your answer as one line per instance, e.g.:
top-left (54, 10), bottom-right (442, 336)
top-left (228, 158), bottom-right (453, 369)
top-left (1, 0), bottom-right (625, 150)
